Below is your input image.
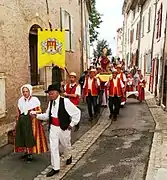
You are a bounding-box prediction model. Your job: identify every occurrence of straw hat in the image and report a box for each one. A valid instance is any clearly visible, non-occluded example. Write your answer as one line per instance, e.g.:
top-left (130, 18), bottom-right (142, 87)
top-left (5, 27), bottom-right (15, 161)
top-left (69, 72), bottom-right (77, 77)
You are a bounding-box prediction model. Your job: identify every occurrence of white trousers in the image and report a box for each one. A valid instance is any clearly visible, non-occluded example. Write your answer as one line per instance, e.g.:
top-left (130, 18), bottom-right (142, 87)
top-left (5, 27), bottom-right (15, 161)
top-left (101, 91), bottom-right (107, 106)
top-left (49, 125), bottom-right (72, 170)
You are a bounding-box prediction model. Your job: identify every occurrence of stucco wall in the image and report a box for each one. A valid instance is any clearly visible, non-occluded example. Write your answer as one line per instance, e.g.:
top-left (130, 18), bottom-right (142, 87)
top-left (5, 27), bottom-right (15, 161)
top-left (0, 0), bottom-right (82, 146)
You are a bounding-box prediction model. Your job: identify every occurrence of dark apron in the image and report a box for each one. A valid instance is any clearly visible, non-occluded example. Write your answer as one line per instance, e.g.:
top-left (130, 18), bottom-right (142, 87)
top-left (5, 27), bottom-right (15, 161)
top-left (15, 114), bottom-right (36, 148)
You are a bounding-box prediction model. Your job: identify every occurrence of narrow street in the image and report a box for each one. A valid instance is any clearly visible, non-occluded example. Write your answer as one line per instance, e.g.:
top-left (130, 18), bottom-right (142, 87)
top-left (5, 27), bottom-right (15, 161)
top-left (63, 98), bottom-right (155, 180)
top-left (0, 104), bottom-right (98, 180)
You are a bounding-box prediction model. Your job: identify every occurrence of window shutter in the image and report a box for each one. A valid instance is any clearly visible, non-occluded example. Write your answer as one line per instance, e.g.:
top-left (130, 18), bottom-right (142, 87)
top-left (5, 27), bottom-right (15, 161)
top-left (60, 7), bottom-right (64, 30)
top-left (159, 3), bottom-right (163, 38)
top-left (156, 11), bottom-right (160, 39)
top-left (0, 73), bottom-right (6, 118)
top-left (70, 16), bottom-right (75, 51)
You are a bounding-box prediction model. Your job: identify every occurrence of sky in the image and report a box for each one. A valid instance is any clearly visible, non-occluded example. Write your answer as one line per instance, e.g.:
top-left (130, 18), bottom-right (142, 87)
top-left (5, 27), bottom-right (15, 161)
top-left (95, 0), bottom-right (124, 56)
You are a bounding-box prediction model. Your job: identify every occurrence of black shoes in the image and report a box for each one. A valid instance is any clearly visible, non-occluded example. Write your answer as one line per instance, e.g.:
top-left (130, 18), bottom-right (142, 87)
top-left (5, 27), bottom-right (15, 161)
top-left (46, 169), bottom-right (60, 177)
top-left (46, 156), bottom-right (72, 177)
top-left (21, 153), bottom-right (28, 160)
top-left (109, 114), bottom-right (113, 119)
top-left (27, 154), bottom-right (33, 162)
top-left (21, 153), bottom-right (32, 162)
top-left (109, 114), bottom-right (117, 121)
top-left (113, 115), bottom-right (117, 121)
top-left (66, 156), bottom-right (72, 165)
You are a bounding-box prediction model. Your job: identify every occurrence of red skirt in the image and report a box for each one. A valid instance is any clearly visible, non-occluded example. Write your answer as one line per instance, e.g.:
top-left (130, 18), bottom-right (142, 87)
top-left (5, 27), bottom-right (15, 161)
top-left (138, 87), bottom-right (145, 101)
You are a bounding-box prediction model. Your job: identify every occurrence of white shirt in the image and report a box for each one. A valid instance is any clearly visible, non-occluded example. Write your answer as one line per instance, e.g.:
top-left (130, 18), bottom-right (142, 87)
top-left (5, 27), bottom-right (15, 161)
top-left (113, 78), bottom-right (125, 88)
top-left (105, 77), bottom-right (124, 88)
top-left (64, 83), bottom-right (81, 96)
top-left (117, 73), bottom-right (127, 82)
top-left (83, 77), bottom-right (100, 90)
top-left (37, 96), bottom-right (81, 127)
top-left (18, 96), bottom-right (40, 115)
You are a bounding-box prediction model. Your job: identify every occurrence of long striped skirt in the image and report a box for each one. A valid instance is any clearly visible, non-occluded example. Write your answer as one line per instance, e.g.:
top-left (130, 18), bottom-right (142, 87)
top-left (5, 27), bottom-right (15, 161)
top-left (14, 114), bottom-right (48, 154)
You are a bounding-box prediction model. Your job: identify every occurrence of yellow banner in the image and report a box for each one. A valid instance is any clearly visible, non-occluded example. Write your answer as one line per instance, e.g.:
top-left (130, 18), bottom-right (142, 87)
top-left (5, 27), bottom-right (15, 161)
top-left (38, 29), bottom-right (65, 68)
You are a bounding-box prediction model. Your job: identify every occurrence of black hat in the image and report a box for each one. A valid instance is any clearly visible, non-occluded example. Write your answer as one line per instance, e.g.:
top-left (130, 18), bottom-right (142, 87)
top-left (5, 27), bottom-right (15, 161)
top-left (45, 83), bottom-right (61, 93)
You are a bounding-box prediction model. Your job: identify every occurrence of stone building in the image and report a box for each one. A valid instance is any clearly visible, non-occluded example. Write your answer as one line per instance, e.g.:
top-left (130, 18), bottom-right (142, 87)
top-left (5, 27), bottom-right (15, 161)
top-left (116, 28), bottom-right (123, 60)
top-left (0, 0), bottom-right (91, 147)
top-left (122, 0), bottom-right (167, 108)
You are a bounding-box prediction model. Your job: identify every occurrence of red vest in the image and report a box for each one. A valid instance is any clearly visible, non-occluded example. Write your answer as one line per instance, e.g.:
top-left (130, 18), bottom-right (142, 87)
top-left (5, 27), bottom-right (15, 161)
top-left (109, 78), bottom-right (122, 97)
top-left (84, 77), bottom-right (98, 96)
top-left (66, 83), bottom-right (80, 106)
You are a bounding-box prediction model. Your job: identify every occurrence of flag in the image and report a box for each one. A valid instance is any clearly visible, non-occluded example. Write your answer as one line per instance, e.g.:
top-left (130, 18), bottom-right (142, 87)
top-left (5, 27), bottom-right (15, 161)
top-left (38, 29), bottom-right (65, 68)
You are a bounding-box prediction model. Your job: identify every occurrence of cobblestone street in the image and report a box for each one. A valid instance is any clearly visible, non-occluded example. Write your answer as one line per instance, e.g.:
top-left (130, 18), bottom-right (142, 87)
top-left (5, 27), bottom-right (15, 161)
top-left (0, 103), bottom-right (98, 180)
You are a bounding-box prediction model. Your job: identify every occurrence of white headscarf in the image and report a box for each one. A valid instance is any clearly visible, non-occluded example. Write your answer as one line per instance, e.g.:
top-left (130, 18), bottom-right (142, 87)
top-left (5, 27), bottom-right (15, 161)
top-left (21, 84), bottom-right (33, 97)
top-left (18, 84), bottom-right (40, 115)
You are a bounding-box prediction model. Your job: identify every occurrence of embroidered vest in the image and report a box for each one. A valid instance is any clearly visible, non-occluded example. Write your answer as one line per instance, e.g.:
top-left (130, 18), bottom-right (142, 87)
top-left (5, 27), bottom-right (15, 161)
top-left (48, 97), bottom-right (71, 131)
top-left (109, 78), bottom-right (122, 97)
top-left (66, 83), bottom-right (80, 106)
top-left (84, 77), bottom-right (98, 96)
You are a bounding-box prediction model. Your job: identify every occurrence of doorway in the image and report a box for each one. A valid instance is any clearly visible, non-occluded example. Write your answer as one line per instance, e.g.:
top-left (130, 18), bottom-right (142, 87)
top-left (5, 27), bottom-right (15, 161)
top-left (52, 66), bottom-right (62, 85)
top-left (29, 24), bottom-right (41, 86)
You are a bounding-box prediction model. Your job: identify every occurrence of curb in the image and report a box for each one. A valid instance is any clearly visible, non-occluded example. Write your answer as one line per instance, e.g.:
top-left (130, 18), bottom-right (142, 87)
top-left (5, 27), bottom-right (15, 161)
top-left (145, 91), bottom-right (167, 180)
top-left (34, 108), bottom-right (111, 180)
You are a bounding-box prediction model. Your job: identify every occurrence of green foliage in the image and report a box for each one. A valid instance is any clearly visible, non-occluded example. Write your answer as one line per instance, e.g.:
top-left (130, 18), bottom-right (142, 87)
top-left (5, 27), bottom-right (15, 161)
top-left (89, 0), bottom-right (103, 43)
top-left (93, 39), bottom-right (112, 59)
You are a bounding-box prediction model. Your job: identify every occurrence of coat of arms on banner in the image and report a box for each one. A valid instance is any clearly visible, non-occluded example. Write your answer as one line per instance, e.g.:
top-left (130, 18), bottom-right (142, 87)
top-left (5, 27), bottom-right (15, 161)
top-left (41, 38), bottom-right (63, 55)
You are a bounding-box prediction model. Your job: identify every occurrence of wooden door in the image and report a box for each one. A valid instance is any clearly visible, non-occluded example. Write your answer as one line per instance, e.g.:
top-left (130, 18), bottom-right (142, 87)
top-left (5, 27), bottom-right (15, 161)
top-left (52, 66), bottom-right (62, 85)
top-left (163, 65), bottom-right (167, 106)
top-left (29, 34), bottom-right (38, 86)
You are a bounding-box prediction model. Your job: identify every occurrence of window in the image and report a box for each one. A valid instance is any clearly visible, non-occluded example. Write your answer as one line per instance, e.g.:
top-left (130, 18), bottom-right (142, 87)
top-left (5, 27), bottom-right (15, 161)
top-left (130, 29), bottom-right (134, 44)
top-left (141, 16), bottom-right (145, 37)
top-left (133, 10), bottom-right (135, 20)
top-left (136, 23), bottom-right (139, 40)
top-left (60, 8), bottom-right (74, 51)
top-left (148, 7), bottom-right (151, 32)
top-left (0, 73), bottom-right (6, 118)
top-left (127, 29), bottom-right (130, 44)
top-left (156, 3), bottom-right (163, 40)
top-left (146, 53), bottom-right (152, 73)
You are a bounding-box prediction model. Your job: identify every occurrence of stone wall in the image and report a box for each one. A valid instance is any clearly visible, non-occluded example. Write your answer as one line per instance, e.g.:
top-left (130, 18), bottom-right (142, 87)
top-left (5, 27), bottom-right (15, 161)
top-left (0, 0), bottom-right (82, 147)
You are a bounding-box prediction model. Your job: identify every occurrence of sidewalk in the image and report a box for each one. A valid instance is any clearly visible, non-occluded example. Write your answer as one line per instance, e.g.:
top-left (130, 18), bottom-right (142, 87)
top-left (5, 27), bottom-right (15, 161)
top-left (145, 91), bottom-right (167, 180)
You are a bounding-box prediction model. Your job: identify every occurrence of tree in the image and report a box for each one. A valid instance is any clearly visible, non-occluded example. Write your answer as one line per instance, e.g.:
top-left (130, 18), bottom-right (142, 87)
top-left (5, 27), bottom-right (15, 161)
top-left (89, 0), bottom-right (103, 44)
top-left (93, 39), bottom-right (112, 60)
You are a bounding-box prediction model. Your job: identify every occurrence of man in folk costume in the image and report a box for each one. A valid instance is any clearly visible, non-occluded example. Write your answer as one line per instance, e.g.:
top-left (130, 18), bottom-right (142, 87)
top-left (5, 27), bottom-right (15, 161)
top-left (137, 74), bottom-right (146, 102)
top-left (83, 69), bottom-right (100, 121)
top-left (14, 84), bottom-right (48, 162)
top-left (106, 69), bottom-right (125, 121)
top-left (116, 64), bottom-right (127, 106)
top-left (32, 83), bottom-right (81, 177)
top-left (64, 72), bottom-right (81, 131)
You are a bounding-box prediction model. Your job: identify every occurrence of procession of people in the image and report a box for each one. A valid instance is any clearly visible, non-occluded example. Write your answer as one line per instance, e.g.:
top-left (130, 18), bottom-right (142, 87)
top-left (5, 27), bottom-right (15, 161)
top-left (13, 49), bottom-right (146, 177)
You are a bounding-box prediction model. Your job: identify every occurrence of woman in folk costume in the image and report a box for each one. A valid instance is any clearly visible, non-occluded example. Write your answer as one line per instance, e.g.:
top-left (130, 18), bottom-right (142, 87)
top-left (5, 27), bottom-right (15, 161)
top-left (126, 73), bottom-right (135, 92)
top-left (137, 74), bottom-right (146, 102)
top-left (14, 84), bottom-right (48, 162)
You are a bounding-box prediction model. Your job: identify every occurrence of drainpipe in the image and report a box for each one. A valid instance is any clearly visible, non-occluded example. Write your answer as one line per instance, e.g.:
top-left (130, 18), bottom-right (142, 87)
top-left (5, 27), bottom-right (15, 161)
top-left (80, 0), bottom-right (84, 73)
top-left (138, 5), bottom-right (143, 68)
top-left (148, 0), bottom-right (157, 91)
top-left (160, 12), bottom-right (167, 107)
top-left (151, 0), bottom-right (158, 61)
